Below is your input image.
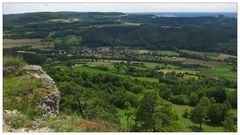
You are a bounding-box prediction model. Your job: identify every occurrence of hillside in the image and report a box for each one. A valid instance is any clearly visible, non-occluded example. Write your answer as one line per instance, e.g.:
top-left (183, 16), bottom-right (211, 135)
top-left (3, 56), bottom-right (118, 132)
top-left (3, 12), bottom-right (237, 55)
top-left (3, 11), bottom-right (237, 132)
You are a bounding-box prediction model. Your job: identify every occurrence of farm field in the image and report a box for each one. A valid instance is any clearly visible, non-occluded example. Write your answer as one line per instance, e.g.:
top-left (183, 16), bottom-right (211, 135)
top-left (157, 50), bottom-right (179, 56)
top-left (3, 39), bottom-right (54, 49)
top-left (71, 57), bottom-right (236, 82)
top-left (159, 69), bottom-right (199, 74)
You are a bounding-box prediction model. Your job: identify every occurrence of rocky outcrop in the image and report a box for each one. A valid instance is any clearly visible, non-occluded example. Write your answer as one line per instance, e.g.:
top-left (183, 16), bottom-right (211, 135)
top-left (42, 90), bottom-right (60, 116)
top-left (23, 65), bottom-right (60, 116)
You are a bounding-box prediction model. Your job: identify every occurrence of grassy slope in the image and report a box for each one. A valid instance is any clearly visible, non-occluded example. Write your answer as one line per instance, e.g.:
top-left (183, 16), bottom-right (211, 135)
top-left (200, 62), bottom-right (236, 79)
top-left (74, 65), bottom-right (159, 82)
top-left (172, 104), bottom-right (225, 132)
top-left (73, 65), bottom-right (236, 132)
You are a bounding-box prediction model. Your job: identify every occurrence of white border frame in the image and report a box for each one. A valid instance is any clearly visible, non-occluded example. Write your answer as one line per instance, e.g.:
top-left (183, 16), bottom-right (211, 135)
top-left (0, 0), bottom-right (239, 135)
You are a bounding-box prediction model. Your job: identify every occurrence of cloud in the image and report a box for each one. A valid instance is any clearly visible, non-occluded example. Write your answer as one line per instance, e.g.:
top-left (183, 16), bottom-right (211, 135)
top-left (3, 3), bottom-right (237, 14)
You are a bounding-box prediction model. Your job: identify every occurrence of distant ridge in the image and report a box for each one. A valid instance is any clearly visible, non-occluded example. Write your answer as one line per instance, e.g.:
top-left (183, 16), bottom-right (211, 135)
top-left (128, 12), bottom-right (237, 18)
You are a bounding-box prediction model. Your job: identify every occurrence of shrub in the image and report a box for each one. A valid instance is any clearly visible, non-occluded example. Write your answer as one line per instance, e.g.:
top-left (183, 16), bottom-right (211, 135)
top-left (182, 109), bottom-right (189, 118)
top-left (169, 94), bottom-right (190, 105)
top-left (4, 113), bottom-right (30, 129)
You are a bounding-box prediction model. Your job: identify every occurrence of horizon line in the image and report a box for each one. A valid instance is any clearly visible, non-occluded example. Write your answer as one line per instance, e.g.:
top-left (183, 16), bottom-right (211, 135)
top-left (4, 11), bottom-right (237, 15)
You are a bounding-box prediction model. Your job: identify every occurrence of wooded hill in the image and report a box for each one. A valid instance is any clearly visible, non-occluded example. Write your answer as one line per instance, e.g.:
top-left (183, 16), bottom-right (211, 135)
top-left (3, 12), bottom-right (237, 55)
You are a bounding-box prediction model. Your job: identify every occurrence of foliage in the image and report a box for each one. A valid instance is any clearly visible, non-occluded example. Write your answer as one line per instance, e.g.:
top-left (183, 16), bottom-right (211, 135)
top-left (223, 113), bottom-right (237, 132)
top-left (54, 35), bottom-right (82, 49)
top-left (190, 97), bottom-right (209, 130)
top-left (135, 92), bottom-right (177, 131)
top-left (4, 12), bottom-right (237, 55)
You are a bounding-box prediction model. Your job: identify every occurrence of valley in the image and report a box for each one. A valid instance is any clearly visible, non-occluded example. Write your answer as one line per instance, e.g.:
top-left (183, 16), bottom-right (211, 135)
top-left (3, 11), bottom-right (237, 132)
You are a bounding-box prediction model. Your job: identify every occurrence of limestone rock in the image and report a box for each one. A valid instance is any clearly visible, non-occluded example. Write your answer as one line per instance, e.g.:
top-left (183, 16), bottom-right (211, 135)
top-left (23, 65), bottom-right (60, 116)
top-left (42, 90), bottom-right (60, 116)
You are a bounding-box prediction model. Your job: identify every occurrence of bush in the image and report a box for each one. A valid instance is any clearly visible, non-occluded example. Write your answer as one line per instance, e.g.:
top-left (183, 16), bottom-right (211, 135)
top-left (223, 113), bottom-right (237, 132)
top-left (182, 109), bottom-right (189, 118)
top-left (169, 94), bottom-right (190, 105)
top-left (4, 113), bottom-right (30, 129)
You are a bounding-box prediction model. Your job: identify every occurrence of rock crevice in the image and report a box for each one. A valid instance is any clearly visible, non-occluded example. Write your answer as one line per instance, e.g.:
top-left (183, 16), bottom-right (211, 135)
top-left (23, 65), bottom-right (60, 116)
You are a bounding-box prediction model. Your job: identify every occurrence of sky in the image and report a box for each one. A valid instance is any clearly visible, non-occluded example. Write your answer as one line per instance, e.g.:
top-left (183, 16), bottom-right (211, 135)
top-left (3, 3), bottom-right (237, 14)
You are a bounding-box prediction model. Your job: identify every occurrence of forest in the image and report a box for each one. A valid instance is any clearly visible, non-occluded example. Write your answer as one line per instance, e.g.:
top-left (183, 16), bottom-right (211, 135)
top-left (3, 12), bottom-right (237, 55)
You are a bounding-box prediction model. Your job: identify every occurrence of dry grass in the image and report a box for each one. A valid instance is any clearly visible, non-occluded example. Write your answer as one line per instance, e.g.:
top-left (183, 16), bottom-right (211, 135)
top-left (183, 58), bottom-right (212, 67)
top-left (48, 18), bottom-right (80, 23)
top-left (3, 39), bottom-right (54, 49)
top-left (161, 57), bottom-right (186, 62)
top-left (159, 69), bottom-right (199, 75)
top-left (215, 53), bottom-right (237, 60)
top-left (130, 49), bottom-right (151, 55)
top-left (181, 50), bottom-right (204, 57)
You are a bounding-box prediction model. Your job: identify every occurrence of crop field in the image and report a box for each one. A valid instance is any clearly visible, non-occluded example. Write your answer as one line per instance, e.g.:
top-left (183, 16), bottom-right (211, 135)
top-left (74, 58), bottom-right (236, 80)
top-left (129, 49), bottom-right (151, 55)
top-left (157, 50), bottom-right (179, 56)
top-left (86, 61), bottom-right (115, 70)
top-left (131, 61), bottom-right (160, 68)
top-left (180, 50), bottom-right (204, 56)
top-left (48, 18), bottom-right (80, 23)
top-left (183, 58), bottom-right (212, 67)
top-left (3, 39), bottom-right (54, 49)
top-left (215, 53), bottom-right (237, 60)
top-left (203, 52), bottom-right (220, 57)
top-left (159, 69), bottom-right (199, 75)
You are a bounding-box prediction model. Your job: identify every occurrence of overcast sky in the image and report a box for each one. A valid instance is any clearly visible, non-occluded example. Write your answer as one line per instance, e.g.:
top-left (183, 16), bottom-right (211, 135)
top-left (3, 3), bottom-right (237, 14)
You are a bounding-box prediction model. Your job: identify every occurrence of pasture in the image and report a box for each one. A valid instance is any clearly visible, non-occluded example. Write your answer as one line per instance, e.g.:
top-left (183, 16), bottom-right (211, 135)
top-left (74, 58), bottom-right (236, 80)
top-left (200, 62), bottom-right (236, 79)
top-left (172, 104), bottom-right (227, 132)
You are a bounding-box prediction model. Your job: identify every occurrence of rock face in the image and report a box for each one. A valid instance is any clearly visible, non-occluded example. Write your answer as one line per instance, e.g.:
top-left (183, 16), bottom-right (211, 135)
top-left (23, 65), bottom-right (60, 116)
top-left (42, 90), bottom-right (60, 116)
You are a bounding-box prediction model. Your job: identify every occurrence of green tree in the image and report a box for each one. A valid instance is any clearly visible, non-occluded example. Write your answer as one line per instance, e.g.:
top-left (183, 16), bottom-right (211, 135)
top-left (59, 82), bottom-right (85, 118)
top-left (227, 90), bottom-right (237, 108)
top-left (182, 109), bottom-right (189, 118)
top-left (207, 103), bottom-right (228, 124)
top-left (44, 58), bottom-right (54, 66)
top-left (190, 96), bottom-right (210, 130)
top-left (136, 92), bottom-right (176, 131)
top-left (223, 113), bottom-right (236, 132)
top-left (189, 93), bottom-right (198, 106)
